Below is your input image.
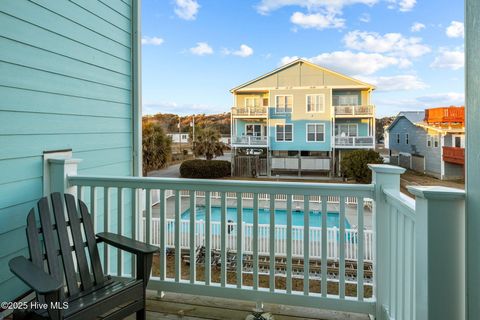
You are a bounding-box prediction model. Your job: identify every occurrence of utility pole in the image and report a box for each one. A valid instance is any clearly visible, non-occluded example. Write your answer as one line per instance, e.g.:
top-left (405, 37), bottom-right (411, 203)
top-left (178, 116), bottom-right (182, 160)
top-left (192, 114), bottom-right (195, 159)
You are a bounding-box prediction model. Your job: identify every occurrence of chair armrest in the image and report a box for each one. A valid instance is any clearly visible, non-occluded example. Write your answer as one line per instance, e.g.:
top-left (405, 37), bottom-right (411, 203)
top-left (96, 232), bottom-right (159, 255)
top-left (9, 256), bottom-right (63, 294)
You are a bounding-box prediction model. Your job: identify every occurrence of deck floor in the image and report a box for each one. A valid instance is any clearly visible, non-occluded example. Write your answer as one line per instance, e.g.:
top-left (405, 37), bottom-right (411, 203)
top-left (126, 291), bottom-right (370, 320)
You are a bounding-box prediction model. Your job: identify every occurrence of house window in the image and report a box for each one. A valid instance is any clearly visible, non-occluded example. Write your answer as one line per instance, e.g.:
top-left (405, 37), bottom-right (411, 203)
top-left (307, 124), bottom-right (325, 142)
top-left (427, 136), bottom-right (432, 148)
top-left (396, 134), bottom-right (400, 144)
top-left (245, 97), bottom-right (260, 108)
top-left (433, 135), bottom-right (439, 148)
top-left (405, 133), bottom-right (409, 145)
top-left (333, 94), bottom-right (359, 106)
top-left (245, 124), bottom-right (265, 137)
top-left (306, 94), bottom-right (325, 113)
top-left (275, 95), bottom-right (293, 113)
top-left (335, 124), bottom-right (358, 137)
top-left (276, 124), bottom-right (293, 141)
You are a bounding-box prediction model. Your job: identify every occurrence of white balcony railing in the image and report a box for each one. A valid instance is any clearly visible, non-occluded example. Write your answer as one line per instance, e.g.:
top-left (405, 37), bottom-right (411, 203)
top-left (51, 160), bottom-right (465, 320)
top-left (335, 136), bottom-right (374, 147)
top-left (232, 106), bottom-right (268, 117)
top-left (334, 105), bottom-right (374, 116)
top-left (231, 136), bottom-right (268, 146)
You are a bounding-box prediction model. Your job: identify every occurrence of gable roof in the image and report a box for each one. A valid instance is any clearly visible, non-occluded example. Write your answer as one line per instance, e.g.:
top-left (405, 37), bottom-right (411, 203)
top-left (230, 58), bottom-right (376, 92)
top-left (387, 111), bottom-right (425, 131)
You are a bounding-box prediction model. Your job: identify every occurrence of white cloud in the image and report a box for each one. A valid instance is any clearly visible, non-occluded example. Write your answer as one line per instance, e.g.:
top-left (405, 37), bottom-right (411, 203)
top-left (358, 75), bottom-right (428, 91)
top-left (174, 0), bottom-right (200, 20)
top-left (410, 22), bottom-right (425, 32)
top-left (290, 11), bottom-right (345, 29)
top-left (359, 13), bottom-right (370, 23)
top-left (141, 36), bottom-right (164, 46)
top-left (189, 42), bottom-right (213, 56)
top-left (281, 51), bottom-right (410, 75)
top-left (430, 49), bottom-right (464, 70)
top-left (446, 21), bottom-right (464, 38)
top-left (416, 92), bottom-right (465, 106)
top-left (386, 0), bottom-right (416, 12)
top-left (255, 0), bottom-right (378, 15)
top-left (343, 30), bottom-right (430, 58)
top-left (223, 44), bottom-right (254, 57)
top-left (398, 0), bottom-right (416, 12)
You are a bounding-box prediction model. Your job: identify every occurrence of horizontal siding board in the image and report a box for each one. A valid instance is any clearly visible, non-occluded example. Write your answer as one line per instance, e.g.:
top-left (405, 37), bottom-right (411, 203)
top-left (0, 62), bottom-right (131, 104)
top-left (0, 0), bottom-right (134, 302)
top-left (30, 0), bottom-right (131, 47)
top-left (0, 157), bottom-right (42, 186)
top-left (0, 111), bottom-right (131, 135)
top-left (0, 133), bottom-right (132, 160)
top-left (0, 37), bottom-right (131, 90)
top-left (0, 13), bottom-right (130, 74)
top-left (70, 0), bottom-right (131, 33)
top-left (0, 177), bottom-right (43, 210)
top-left (0, 200), bottom-right (37, 235)
top-left (99, 0), bottom-right (132, 20)
top-left (0, 276), bottom-right (29, 302)
top-left (0, 86), bottom-right (131, 119)
top-left (0, 1), bottom-right (131, 60)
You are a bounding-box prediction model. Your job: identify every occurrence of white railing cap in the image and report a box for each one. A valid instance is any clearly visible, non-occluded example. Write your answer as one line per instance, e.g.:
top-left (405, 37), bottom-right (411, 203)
top-left (368, 164), bottom-right (406, 174)
top-left (407, 186), bottom-right (465, 200)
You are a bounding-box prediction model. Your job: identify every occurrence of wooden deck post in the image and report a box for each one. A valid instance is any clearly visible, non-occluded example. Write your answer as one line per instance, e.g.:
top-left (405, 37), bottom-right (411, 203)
top-left (466, 1), bottom-right (480, 318)
top-left (368, 164), bottom-right (405, 319)
top-left (48, 158), bottom-right (82, 195)
top-left (408, 186), bottom-right (465, 320)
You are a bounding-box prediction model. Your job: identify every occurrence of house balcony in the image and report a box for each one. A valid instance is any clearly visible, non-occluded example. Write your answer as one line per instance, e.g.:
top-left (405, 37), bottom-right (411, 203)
top-left (443, 146), bottom-right (465, 165)
top-left (231, 136), bottom-right (268, 147)
top-left (334, 136), bottom-right (375, 148)
top-left (425, 106), bottom-right (465, 125)
top-left (334, 105), bottom-right (374, 117)
top-left (231, 106), bottom-right (268, 118)
top-left (20, 160), bottom-right (465, 320)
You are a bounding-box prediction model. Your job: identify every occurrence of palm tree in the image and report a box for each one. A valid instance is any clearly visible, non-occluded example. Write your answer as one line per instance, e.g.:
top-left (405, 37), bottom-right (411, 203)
top-left (192, 127), bottom-right (225, 160)
top-left (142, 121), bottom-right (172, 175)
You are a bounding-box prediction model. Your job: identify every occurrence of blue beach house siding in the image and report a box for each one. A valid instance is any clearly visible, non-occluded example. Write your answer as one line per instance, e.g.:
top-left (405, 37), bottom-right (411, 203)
top-left (0, 0), bottom-right (141, 301)
top-left (269, 120), bottom-right (332, 151)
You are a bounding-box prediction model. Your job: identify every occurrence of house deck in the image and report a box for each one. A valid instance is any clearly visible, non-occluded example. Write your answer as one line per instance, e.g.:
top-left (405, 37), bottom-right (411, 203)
top-left (126, 291), bottom-right (369, 320)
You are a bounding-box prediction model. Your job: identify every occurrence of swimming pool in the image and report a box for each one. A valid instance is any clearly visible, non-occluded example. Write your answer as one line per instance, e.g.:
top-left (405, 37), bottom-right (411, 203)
top-left (181, 206), bottom-right (350, 229)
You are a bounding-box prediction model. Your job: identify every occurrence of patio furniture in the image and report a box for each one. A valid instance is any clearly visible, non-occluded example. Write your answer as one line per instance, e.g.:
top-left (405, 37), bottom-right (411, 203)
top-left (8, 193), bottom-right (159, 320)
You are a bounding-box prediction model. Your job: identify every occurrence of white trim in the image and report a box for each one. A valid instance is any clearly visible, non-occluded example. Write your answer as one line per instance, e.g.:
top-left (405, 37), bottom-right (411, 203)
top-left (440, 134), bottom-right (445, 179)
top-left (306, 94), bottom-right (325, 113)
top-left (306, 123), bottom-right (326, 143)
top-left (244, 123), bottom-right (266, 137)
top-left (244, 96), bottom-right (261, 108)
top-left (274, 95), bottom-right (293, 113)
top-left (275, 123), bottom-right (294, 142)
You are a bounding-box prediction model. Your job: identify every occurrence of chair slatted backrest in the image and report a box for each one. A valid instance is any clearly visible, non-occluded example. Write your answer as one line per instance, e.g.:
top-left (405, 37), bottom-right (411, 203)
top-left (26, 193), bottom-right (105, 299)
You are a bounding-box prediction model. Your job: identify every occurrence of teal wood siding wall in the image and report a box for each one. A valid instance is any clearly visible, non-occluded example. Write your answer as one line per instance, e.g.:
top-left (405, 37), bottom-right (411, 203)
top-left (0, 0), bottom-right (135, 301)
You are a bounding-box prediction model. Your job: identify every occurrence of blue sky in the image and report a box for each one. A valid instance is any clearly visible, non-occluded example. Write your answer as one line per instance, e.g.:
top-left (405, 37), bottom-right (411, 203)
top-left (141, 0), bottom-right (464, 117)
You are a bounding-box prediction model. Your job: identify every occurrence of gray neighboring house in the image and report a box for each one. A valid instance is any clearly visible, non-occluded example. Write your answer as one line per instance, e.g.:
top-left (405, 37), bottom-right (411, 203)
top-left (386, 110), bottom-right (464, 180)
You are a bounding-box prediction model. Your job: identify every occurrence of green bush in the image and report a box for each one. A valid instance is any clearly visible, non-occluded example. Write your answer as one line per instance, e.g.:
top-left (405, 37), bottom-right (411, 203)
top-left (180, 160), bottom-right (231, 179)
top-left (341, 150), bottom-right (384, 183)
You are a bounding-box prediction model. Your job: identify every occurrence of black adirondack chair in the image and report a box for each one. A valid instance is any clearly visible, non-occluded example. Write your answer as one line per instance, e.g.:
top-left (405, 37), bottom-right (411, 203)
top-left (8, 193), bottom-right (159, 320)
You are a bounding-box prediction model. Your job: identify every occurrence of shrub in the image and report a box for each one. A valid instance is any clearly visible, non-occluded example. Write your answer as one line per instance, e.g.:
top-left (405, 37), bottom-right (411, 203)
top-left (142, 121), bottom-right (172, 176)
top-left (341, 150), bottom-right (384, 183)
top-left (180, 160), bottom-right (231, 179)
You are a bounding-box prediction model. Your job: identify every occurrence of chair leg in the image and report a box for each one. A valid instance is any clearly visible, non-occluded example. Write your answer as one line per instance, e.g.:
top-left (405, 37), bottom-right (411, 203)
top-left (136, 308), bottom-right (146, 320)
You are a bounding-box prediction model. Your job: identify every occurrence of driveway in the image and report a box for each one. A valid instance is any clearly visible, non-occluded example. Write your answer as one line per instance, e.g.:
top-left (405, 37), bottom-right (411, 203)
top-left (148, 153), bottom-right (231, 178)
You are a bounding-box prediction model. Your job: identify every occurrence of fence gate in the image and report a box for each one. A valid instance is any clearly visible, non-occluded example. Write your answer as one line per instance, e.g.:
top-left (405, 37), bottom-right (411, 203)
top-left (234, 156), bottom-right (267, 177)
top-left (399, 153), bottom-right (411, 169)
top-left (411, 155), bottom-right (425, 173)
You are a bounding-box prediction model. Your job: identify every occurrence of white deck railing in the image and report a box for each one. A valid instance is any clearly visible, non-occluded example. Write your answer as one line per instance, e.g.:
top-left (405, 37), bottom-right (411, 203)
top-left (146, 218), bottom-right (374, 262)
top-left (55, 163), bottom-right (465, 320)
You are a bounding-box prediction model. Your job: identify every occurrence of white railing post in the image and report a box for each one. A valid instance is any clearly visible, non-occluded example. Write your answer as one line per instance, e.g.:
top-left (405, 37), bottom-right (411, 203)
top-left (369, 164), bottom-right (405, 320)
top-left (47, 157), bottom-right (82, 195)
top-left (408, 186), bottom-right (465, 320)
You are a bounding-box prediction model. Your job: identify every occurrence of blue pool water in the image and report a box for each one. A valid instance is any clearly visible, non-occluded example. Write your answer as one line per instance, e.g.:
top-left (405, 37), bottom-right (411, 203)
top-left (181, 206), bottom-right (350, 229)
